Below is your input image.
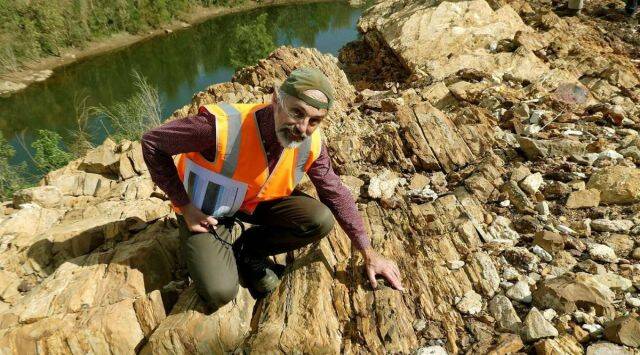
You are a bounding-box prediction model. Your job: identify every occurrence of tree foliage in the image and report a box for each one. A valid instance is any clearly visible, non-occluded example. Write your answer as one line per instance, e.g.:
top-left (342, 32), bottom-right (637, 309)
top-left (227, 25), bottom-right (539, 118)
top-left (0, 132), bottom-right (27, 200)
top-left (229, 13), bottom-right (275, 69)
top-left (31, 130), bottom-right (73, 172)
top-left (0, 0), bottom-right (241, 73)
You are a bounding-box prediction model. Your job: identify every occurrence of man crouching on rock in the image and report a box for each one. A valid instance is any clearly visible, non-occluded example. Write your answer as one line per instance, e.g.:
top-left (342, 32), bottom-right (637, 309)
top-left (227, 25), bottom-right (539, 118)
top-left (141, 68), bottom-right (403, 312)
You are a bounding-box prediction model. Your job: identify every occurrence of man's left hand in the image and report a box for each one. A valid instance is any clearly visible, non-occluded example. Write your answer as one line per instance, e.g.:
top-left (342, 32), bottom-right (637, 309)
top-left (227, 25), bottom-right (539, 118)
top-left (362, 247), bottom-right (405, 291)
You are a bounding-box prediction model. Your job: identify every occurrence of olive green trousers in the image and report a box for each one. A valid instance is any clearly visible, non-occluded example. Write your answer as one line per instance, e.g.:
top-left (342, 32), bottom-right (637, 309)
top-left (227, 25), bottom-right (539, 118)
top-left (177, 192), bottom-right (335, 310)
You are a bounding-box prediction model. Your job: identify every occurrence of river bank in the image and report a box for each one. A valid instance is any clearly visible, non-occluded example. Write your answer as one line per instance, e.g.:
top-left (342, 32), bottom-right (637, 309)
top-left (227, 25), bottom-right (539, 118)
top-left (0, 0), bottom-right (357, 97)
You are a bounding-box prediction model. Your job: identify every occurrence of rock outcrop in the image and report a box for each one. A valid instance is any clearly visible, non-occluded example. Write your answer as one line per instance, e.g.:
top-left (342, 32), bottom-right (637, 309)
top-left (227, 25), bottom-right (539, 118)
top-left (1, 0), bottom-right (640, 353)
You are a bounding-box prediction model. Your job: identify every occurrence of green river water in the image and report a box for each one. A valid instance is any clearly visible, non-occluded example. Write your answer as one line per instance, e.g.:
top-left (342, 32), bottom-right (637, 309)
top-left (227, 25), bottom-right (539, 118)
top-left (0, 1), bottom-right (365, 173)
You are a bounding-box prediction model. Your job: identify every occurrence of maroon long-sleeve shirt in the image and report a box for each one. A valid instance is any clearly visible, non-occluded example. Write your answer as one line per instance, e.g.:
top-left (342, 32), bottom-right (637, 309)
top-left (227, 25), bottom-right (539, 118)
top-left (141, 105), bottom-right (371, 250)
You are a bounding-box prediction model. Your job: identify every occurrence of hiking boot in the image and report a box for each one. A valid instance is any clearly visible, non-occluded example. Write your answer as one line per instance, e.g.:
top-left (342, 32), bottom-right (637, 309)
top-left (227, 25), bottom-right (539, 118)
top-left (234, 247), bottom-right (281, 296)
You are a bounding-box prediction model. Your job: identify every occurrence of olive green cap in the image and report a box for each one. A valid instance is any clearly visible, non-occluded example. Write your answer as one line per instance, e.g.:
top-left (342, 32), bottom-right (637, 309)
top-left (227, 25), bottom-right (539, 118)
top-left (280, 68), bottom-right (334, 110)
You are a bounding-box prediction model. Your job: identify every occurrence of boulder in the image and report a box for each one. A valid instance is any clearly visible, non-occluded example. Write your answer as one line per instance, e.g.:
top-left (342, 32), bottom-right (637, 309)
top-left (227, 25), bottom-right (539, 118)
top-left (591, 273), bottom-right (633, 291)
top-left (588, 243), bottom-right (618, 263)
top-left (12, 186), bottom-right (63, 209)
top-left (603, 315), bottom-right (640, 347)
top-left (506, 280), bottom-right (532, 303)
top-left (533, 231), bottom-right (566, 254)
top-left (534, 335), bottom-right (584, 355)
top-left (415, 346), bottom-right (448, 355)
top-left (78, 138), bottom-right (120, 175)
top-left (587, 166), bottom-right (640, 204)
top-left (358, 0), bottom-right (549, 81)
top-left (488, 295), bottom-right (522, 332)
top-left (566, 189), bottom-right (601, 209)
top-left (591, 219), bottom-right (634, 233)
top-left (456, 290), bottom-right (483, 315)
top-left (586, 342), bottom-right (634, 355)
top-left (520, 173), bottom-right (543, 194)
top-left (533, 273), bottom-right (615, 318)
top-left (517, 136), bottom-right (587, 160)
top-left (522, 307), bottom-right (558, 342)
top-left (140, 286), bottom-right (255, 354)
top-left (604, 234), bottom-right (635, 257)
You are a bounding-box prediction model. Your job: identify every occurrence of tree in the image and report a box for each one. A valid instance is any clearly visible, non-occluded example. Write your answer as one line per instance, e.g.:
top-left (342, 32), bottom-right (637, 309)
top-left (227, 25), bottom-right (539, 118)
top-left (228, 13), bottom-right (275, 69)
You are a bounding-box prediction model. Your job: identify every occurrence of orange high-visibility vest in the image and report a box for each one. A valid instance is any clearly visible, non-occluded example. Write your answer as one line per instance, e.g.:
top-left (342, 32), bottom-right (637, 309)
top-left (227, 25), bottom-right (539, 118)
top-left (174, 102), bottom-right (322, 215)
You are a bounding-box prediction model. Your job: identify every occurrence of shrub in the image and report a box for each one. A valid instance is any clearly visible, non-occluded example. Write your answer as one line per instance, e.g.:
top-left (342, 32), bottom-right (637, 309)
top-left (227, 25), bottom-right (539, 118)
top-left (96, 70), bottom-right (162, 142)
top-left (0, 133), bottom-right (28, 200)
top-left (31, 130), bottom-right (73, 172)
top-left (67, 95), bottom-right (95, 157)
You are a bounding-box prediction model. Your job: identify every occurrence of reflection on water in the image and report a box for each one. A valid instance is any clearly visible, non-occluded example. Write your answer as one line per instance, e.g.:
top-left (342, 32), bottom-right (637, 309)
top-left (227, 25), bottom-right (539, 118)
top-left (0, 1), bottom-right (363, 169)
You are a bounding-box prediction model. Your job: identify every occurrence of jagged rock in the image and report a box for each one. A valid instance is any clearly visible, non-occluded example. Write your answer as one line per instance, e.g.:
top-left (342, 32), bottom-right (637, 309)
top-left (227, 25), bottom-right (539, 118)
top-left (511, 165), bottom-right (532, 183)
top-left (141, 286), bottom-right (254, 354)
top-left (532, 245), bottom-right (553, 262)
top-left (533, 231), bottom-right (565, 254)
top-left (415, 345), bottom-right (448, 355)
top-left (502, 181), bottom-right (534, 212)
top-left (0, 203), bottom-right (64, 239)
top-left (358, 0), bottom-right (549, 81)
top-left (566, 189), bottom-right (601, 209)
top-left (591, 273), bottom-right (633, 291)
top-left (368, 170), bottom-right (402, 199)
top-left (456, 290), bottom-right (483, 315)
top-left (2, 4), bottom-right (639, 352)
top-left (520, 173), bottom-right (543, 194)
top-left (546, 250), bottom-right (578, 277)
top-left (603, 315), bottom-right (640, 347)
top-left (586, 342), bottom-right (634, 355)
top-left (534, 334), bottom-right (584, 355)
top-left (533, 273), bottom-right (616, 318)
top-left (604, 234), bottom-right (634, 258)
top-left (517, 136), bottom-right (587, 160)
top-left (484, 333), bottom-right (524, 354)
top-left (507, 280), bottom-right (532, 303)
top-left (12, 186), bottom-right (63, 209)
top-left (0, 292), bottom-right (165, 354)
top-left (588, 243), bottom-right (618, 263)
top-left (504, 247), bottom-right (539, 271)
top-left (583, 324), bottom-right (604, 335)
top-left (489, 295), bottom-right (522, 331)
top-left (626, 294), bottom-right (640, 308)
top-left (340, 175), bottom-right (365, 200)
top-left (489, 216), bottom-right (520, 241)
top-left (591, 219), bottom-right (634, 233)
top-left (587, 166), bottom-right (640, 205)
top-left (78, 138), bottom-right (120, 175)
top-left (536, 201), bottom-right (550, 216)
top-left (465, 252), bottom-right (500, 297)
top-left (620, 146), bottom-right (640, 163)
top-left (409, 174), bottom-right (430, 191)
top-left (522, 307), bottom-right (559, 342)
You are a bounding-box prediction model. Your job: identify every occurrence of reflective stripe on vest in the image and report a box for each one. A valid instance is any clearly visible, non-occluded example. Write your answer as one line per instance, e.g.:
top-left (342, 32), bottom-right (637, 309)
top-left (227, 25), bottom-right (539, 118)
top-left (174, 102), bottom-right (322, 215)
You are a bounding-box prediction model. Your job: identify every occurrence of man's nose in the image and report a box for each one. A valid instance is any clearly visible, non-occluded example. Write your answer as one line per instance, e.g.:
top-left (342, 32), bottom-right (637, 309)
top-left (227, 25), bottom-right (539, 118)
top-left (295, 118), bottom-right (309, 134)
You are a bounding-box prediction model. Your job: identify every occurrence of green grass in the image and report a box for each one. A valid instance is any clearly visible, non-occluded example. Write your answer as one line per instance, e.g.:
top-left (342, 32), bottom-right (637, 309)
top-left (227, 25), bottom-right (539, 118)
top-left (96, 70), bottom-right (162, 142)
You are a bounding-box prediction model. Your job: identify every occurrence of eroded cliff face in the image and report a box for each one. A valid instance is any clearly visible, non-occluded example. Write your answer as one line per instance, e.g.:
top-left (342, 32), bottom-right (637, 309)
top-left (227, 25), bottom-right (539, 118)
top-left (1, 0), bottom-right (640, 354)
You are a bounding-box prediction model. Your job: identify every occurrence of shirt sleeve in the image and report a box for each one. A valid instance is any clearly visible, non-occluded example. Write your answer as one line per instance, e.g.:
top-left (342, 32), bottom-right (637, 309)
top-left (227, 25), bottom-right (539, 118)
top-left (306, 143), bottom-right (372, 250)
top-left (141, 112), bottom-right (216, 207)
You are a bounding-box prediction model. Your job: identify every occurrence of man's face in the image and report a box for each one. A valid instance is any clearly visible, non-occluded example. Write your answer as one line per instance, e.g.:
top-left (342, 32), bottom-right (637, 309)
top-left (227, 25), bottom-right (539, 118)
top-left (273, 90), bottom-right (328, 148)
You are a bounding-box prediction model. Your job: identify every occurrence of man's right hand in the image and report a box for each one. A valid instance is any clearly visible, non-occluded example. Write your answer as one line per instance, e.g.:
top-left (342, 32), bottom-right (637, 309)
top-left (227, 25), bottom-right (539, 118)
top-left (181, 203), bottom-right (218, 233)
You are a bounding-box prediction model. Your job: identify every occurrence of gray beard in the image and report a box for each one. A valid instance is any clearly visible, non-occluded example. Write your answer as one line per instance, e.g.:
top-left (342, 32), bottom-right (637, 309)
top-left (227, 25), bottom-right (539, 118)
top-left (276, 129), bottom-right (303, 149)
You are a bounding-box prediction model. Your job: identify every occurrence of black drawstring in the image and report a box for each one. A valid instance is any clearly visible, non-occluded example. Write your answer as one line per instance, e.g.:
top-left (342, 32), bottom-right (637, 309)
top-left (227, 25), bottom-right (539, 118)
top-left (207, 217), bottom-right (244, 248)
